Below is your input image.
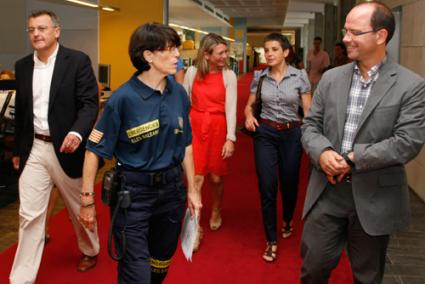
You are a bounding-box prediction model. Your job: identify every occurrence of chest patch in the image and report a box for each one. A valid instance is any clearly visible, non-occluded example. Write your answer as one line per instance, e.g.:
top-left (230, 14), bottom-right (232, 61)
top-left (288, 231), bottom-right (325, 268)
top-left (126, 119), bottom-right (160, 143)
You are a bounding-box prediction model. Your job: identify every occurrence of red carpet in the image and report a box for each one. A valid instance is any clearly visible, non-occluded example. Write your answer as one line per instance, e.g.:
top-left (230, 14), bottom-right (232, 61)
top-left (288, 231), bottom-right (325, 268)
top-left (0, 72), bottom-right (354, 283)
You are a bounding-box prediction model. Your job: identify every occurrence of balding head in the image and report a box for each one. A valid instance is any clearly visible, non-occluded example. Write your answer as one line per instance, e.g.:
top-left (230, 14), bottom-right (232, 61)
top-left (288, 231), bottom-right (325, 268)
top-left (354, 1), bottom-right (395, 44)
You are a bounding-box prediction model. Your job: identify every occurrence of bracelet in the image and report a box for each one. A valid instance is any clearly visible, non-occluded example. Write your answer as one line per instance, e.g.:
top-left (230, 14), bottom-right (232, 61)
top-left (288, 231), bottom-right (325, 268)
top-left (80, 192), bottom-right (95, 197)
top-left (81, 203), bottom-right (95, 208)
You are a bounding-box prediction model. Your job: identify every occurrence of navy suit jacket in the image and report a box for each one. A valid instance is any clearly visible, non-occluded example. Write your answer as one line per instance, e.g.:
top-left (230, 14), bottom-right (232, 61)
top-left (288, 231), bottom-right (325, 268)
top-left (14, 45), bottom-right (99, 178)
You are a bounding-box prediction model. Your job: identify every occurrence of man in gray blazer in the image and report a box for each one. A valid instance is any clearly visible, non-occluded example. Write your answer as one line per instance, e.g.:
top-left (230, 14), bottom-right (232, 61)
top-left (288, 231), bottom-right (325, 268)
top-left (301, 2), bottom-right (425, 283)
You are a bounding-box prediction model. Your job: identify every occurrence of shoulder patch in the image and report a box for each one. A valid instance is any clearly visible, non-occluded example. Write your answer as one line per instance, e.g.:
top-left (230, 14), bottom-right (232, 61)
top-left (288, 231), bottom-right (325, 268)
top-left (88, 129), bottom-right (103, 144)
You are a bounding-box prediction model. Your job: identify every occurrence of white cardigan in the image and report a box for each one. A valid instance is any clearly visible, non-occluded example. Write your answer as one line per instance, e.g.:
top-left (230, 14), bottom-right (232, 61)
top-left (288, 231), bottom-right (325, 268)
top-left (183, 66), bottom-right (237, 142)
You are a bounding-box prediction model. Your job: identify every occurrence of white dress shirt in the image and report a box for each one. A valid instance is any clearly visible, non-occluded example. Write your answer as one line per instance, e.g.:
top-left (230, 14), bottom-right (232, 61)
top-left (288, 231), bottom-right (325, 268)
top-left (32, 43), bottom-right (81, 140)
top-left (32, 43), bottom-right (58, 136)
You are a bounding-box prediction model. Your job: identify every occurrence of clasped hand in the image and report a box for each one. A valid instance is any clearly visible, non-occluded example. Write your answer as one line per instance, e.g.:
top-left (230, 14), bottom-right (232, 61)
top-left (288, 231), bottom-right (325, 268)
top-left (319, 150), bottom-right (352, 184)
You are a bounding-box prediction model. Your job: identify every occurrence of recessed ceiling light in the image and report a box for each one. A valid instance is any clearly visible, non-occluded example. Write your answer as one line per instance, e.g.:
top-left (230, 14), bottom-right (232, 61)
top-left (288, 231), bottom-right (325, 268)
top-left (65, 0), bottom-right (98, 8)
top-left (101, 6), bottom-right (116, 12)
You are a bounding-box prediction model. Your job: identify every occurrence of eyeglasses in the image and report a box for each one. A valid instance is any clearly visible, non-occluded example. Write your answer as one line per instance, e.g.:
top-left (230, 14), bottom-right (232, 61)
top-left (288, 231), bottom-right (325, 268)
top-left (341, 28), bottom-right (376, 37)
top-left (26, 25), bottom-right (57, 34)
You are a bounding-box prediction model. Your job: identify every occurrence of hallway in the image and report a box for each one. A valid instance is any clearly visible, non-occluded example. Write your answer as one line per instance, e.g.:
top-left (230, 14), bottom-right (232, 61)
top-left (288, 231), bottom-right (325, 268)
top-left (1, 136), bottom-right (425, 283)
top-left (1, 71), bottom-right (425, 283)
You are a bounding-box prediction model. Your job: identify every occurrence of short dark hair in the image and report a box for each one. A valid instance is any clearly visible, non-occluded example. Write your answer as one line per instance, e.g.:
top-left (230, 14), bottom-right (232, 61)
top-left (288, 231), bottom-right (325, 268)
top-left (263, 33), bottom-right (291, 51)
top-left (314, 36), bottom-right (322, 42)
top-left (28, 10), bottom-right (60, 27)
top-left (369, 1), bottom-right (395, 44)
top-left (128, 23), bottom-right (181, 72)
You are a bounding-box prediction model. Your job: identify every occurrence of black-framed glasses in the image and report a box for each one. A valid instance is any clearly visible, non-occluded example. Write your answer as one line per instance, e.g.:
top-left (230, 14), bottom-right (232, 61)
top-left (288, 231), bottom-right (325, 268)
top-left (341, 28), bottom-right (376, 37)
top-left (157, 45), bottom-right (179, 53)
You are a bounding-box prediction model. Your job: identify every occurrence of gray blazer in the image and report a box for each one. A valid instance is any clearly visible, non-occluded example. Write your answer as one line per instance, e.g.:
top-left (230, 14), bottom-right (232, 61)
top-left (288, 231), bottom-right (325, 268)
top-left (301, 59), bottom-right (425, 236)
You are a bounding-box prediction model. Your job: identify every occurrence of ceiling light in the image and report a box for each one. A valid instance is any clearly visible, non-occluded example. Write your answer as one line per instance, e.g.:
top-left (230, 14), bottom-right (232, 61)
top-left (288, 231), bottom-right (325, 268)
top-left (101, 6), bottom-right (118, 12)
top-left (65, 0), bottom-right (98, 8)
top-left (170, 23), bottom-right (235, 42)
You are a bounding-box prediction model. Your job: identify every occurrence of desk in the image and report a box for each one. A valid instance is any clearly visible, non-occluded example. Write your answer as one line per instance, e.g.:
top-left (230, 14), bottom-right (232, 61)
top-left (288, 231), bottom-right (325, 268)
top-left (0, 91), bottom-right (15, 120)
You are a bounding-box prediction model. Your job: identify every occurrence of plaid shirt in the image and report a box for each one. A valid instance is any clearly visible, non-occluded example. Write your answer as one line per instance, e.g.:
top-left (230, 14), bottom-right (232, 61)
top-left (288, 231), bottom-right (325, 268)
top-left (340, 61), bottom-right (383, 153)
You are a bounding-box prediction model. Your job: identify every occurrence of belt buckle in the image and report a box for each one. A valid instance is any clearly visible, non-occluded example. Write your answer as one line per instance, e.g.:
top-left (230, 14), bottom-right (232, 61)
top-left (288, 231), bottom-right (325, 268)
top-left (286, 122), bottom-right (290, 129)
top-left (150, 172), bottom-right (164, 186)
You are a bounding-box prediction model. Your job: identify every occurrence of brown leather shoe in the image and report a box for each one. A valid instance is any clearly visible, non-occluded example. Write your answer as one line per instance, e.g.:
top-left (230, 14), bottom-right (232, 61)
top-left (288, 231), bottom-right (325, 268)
top-left (77, 254), bottom-right (98, 272)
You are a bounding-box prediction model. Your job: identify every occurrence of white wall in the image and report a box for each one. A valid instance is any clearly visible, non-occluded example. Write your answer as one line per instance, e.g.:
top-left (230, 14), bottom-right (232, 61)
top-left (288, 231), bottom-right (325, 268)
top-left (383, 0), bottom-right (425, 201)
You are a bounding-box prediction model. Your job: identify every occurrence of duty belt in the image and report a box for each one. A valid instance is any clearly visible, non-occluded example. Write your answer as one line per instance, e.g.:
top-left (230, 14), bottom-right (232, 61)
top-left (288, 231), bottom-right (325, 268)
top-left (119, 165), bottom-right (182, 187)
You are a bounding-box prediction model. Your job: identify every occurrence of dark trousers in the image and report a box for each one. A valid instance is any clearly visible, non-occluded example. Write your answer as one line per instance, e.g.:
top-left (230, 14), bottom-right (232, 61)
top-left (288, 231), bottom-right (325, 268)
top-left (253, 124), bottom-right (302, 242)
top-left (301, 183), bottom-right (389, 284)
top-left (113, 169), bottom-right (186, 284)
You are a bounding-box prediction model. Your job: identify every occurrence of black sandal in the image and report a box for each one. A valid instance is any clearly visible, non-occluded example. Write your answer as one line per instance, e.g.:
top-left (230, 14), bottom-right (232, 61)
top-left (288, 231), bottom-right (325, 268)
top-left (282, 222), bottom-right (293, 239)
top-left (262, 241), bottom-right (277, 262)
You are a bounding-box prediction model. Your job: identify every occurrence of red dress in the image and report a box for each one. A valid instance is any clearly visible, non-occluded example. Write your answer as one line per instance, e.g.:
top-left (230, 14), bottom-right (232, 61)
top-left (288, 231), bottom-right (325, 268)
top-left (190, 72), bottom-right (228, 176)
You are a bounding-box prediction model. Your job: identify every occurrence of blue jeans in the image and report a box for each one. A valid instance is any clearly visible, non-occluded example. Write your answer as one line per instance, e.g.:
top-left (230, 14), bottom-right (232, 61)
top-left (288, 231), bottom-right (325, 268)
top-left (113, 168), bottom-right (186, 284)
top-left (253, 124), bottom-right (302, 242)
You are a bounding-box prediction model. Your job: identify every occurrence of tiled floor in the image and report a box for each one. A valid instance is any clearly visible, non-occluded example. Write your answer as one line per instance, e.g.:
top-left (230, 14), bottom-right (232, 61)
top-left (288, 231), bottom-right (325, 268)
top-left (384, 192), bottom-right (425, 284)
top-left (1, 180), bottom-right (424, 283)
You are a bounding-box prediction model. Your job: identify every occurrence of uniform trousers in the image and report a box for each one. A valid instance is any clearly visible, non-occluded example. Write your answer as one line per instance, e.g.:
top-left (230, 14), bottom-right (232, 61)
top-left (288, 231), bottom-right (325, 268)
top-left (9, 138), bottom-right (100, 284)
top-left (114, 168), bottom-right (186, 284)
top-left (253, 124), bottom-right (302, 242)
top-left (301, 182), bottom-right (389, 284)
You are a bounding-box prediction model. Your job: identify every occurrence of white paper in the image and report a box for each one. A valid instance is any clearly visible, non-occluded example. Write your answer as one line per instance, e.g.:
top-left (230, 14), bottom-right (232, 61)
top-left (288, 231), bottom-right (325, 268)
top-left (180, 208), bottom-right (198, 261)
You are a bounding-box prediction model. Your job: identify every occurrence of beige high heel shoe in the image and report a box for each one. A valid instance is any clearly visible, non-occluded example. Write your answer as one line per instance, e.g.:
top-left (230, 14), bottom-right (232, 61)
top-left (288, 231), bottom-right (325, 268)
top-left (209, 208), bottom-right (222, 231)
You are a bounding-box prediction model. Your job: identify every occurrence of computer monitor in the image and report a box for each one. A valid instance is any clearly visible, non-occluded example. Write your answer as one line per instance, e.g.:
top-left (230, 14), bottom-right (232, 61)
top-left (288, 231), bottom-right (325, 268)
top-left (0, 80), bottom-right (16, 91)
top-left (98, 64), bottom-right (111, 90)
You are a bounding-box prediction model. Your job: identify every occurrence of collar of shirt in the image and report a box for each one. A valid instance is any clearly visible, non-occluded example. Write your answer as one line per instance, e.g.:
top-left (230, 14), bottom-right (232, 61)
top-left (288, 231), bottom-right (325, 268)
top-left (33, 43), bottom-right (59, 68)
top-left (353, 57), bottom-right (386, 86)
top-left (130, 73), bottom-right (174, 100)
top-left (259, 65), bottom-right (298, 81)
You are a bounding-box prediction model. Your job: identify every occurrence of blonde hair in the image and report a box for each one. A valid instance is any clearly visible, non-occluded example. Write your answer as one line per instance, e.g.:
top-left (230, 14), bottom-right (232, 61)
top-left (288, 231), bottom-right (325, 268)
top-left (195, 33), bottom-right (228, 80)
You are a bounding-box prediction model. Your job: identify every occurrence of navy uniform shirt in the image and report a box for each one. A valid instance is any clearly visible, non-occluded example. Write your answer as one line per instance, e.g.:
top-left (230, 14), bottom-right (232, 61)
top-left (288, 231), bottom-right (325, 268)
top-left (87, 74), bottom-right (192, 171)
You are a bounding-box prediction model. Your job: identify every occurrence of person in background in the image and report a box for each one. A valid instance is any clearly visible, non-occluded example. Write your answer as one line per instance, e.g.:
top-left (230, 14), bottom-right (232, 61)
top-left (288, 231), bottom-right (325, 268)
top-left (300, 2), bottom-right (425, 283)
top-left (174, 58), bottom-right (185, 84)
top-left (286, 46), bottom-right (304, 70)
top-left (306, 36), bottom-right (330, 94)
top-left (183, 33), bottom-right (237, 251)
top-left (244, 33), bottom-right (311, 262)
top-left (0, 69), bottom-right (15, 80)
top-left (10, 10), bottom-right (100, 284)
top-left (79, 23), bottom-right (202, 284)
top-left (332, 42), bottom-right (351, 67)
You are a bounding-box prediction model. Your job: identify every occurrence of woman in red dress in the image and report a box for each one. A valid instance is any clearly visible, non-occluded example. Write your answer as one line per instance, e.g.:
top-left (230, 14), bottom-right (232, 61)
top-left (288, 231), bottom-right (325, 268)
top-left (183, 33), bottom-right (237, 251)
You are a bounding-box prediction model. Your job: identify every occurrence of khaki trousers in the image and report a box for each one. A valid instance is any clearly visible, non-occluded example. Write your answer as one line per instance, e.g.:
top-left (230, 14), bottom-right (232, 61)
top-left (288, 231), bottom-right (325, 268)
top-left (9, 139), bottom-right (99, 284)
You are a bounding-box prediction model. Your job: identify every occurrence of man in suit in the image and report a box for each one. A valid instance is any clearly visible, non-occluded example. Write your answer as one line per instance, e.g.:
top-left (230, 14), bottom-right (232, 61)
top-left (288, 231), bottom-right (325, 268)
top-left (10, 10), bottom-right (100, 284)
top-left (300, 2), bottom-right (425, 283)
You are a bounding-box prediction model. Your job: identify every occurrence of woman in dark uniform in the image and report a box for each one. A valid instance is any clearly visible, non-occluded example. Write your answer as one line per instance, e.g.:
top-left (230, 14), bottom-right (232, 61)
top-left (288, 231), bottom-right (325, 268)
top-left (78, 23), bottom-right (202, 284)
top-left (244, 33), bottom-right (311, 262)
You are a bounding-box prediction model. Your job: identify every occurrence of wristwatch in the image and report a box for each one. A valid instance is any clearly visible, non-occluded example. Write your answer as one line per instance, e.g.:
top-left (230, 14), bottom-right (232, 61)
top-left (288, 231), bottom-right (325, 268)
top-left (342, 152), bottom-right (355, 168)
